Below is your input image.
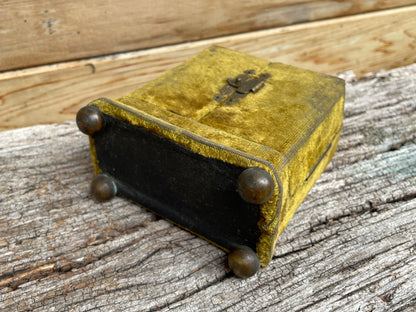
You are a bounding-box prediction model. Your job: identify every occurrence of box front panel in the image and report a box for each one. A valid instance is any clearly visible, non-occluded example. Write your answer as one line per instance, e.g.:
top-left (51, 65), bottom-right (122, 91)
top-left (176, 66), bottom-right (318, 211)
top-left (93, 113), bottom-right (261, 251)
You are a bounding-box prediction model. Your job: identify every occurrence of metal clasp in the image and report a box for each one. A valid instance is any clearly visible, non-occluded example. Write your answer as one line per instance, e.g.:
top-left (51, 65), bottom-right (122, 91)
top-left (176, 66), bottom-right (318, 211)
top-left (214, 70), bottom-right (270, 105)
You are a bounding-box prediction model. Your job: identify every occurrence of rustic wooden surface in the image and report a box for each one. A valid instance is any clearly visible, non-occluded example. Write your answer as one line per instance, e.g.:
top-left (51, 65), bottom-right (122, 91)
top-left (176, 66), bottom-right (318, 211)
top-left (1, 6), bottom-right (416, 130)
top-left (1, 0), bottom-right (415, 71)
top-left (0, 63), bottom-right (416, 311)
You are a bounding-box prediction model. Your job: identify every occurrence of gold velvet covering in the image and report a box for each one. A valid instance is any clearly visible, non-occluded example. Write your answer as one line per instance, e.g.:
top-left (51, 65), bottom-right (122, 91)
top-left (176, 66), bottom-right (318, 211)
top-left (87, 46), bottom-right (345, 267)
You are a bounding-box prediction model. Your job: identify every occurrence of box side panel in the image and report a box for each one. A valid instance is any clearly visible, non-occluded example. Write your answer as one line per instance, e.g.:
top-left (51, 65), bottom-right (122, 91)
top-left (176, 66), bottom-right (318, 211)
top-left (277, 94), bottom-right (344, 239)
top-left (255, 94), bottom-right (343, 265)
top-left (93, 113), bottom-right (262, 252)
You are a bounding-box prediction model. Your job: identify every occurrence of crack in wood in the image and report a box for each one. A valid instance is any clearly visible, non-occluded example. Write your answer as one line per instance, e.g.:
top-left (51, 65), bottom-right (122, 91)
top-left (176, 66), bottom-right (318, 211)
top-left (272, 196), bottom-right (414, 262)
top-left (306, 193), bottom-right (415, 236)
top-left (0, 263), bottom-right (56, 291)
top-left (379, 290), bottom-right (395, 303)
top-left (0, 225), bottom-right (164, 291)
top-left (64, 282), bottom-right (150, 309)
top-left (147, 272), bottom-right (233, 312)
top-left (386, 135), bottom-right (416, 152)
top-left (390, 297), bottom-right (416, 312)
top-left (271, 246), bottom-right (310, 259)
top-left (334, 242), bottom-right (408, 275)
top-left (385, 192), bottom-right (416, 204)
top-left (292, 295), bottom-right (329, 312)
top-left (339, 276), bottom-right (387, 301)
top-left (114, 248), bottom-right (162, 274)
top-left (309, 200), bottom-right (380, 233)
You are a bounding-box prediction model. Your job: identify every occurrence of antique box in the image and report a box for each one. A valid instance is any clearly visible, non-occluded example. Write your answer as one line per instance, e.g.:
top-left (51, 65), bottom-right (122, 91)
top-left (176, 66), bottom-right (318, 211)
top-left (76, 46), bottom-right (345, 278)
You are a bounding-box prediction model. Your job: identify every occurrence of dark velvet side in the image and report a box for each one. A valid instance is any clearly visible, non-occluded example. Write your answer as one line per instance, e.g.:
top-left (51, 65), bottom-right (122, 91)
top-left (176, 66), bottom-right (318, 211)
top-left (93, 114), bottom-right (261, 251)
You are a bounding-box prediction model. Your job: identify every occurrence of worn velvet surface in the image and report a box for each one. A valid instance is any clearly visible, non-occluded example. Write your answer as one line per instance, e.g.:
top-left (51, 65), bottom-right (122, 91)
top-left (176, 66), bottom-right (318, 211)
top-left (88, 46), bottom-right (345, 266)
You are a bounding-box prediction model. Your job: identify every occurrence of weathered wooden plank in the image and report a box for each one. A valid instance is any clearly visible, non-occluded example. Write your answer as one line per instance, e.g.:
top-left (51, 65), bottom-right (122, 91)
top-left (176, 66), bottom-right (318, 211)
top-left (1, 0), bottom-right (415, 71)
top-left (1, 6), bottom-right (415, 131)
top-left (0, 63), bottom-right (415, 311)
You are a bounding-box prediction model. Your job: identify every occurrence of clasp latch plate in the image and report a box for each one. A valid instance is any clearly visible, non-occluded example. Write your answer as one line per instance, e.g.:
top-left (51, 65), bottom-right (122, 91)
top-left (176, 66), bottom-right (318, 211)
top-left (214, 70), bottom-right (270, 105)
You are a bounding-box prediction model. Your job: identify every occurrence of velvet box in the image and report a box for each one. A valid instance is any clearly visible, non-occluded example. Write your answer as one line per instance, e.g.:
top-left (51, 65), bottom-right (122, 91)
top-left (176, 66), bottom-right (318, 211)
top-left (76, 46), bottom-right (345, 277)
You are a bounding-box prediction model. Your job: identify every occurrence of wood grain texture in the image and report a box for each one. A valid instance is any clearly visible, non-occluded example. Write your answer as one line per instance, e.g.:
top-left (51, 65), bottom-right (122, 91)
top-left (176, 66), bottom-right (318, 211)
top-left (1, 0), bottom-right (415, 71)
top-left (0, 63), bottom-right (416, 311)
top-left (1, 6), bottom-right (416, 131)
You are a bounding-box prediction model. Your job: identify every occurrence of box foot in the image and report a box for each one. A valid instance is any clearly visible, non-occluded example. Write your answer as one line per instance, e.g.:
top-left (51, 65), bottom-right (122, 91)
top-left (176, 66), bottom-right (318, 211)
top-left (91, 174), bottom-right (117, 201)
top-left (228, 246), bottom-right (260, 278)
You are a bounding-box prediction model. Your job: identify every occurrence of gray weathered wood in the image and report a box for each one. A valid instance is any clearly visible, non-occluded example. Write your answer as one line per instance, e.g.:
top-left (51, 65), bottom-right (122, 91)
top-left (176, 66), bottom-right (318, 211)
top-left (1, 63), bottom-right (416, 311)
